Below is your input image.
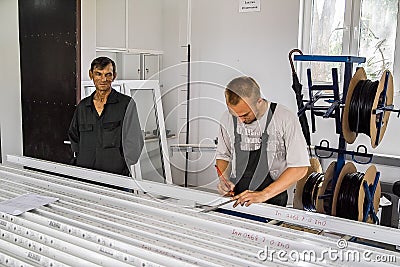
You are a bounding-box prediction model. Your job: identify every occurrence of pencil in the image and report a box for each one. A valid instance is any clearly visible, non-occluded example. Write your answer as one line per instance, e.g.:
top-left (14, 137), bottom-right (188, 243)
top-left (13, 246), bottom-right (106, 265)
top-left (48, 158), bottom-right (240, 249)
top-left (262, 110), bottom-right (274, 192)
top-left (214, 165), bottom-right (234, 196)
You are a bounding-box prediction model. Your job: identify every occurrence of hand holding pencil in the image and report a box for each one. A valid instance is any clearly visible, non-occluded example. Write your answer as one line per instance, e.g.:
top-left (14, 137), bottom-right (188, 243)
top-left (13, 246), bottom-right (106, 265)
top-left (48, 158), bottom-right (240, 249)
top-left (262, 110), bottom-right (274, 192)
top-left (215, 165), bottom-right (235, 197)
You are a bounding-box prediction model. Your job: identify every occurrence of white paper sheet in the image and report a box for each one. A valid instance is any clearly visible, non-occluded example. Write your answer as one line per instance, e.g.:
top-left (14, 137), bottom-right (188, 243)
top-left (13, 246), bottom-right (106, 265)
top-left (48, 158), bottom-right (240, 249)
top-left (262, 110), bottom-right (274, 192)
top-left (0, 193), bottom-right (59, 215)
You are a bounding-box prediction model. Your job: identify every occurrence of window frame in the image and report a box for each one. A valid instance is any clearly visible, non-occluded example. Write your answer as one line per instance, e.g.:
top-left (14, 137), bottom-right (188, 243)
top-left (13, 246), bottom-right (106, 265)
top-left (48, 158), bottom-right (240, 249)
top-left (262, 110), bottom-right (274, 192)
top-left (299, 0), bottom-right (400, 91)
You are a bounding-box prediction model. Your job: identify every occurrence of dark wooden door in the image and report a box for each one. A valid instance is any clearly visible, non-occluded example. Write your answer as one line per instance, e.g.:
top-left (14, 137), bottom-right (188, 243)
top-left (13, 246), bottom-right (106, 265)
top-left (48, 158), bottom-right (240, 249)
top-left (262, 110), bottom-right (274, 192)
top-left (18, 0), bottom-right (80, 164)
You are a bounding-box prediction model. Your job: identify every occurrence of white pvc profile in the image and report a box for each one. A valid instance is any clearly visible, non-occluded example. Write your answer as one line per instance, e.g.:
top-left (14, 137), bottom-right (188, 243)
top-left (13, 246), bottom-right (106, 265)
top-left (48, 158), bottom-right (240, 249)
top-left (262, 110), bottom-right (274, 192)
top-left (0, 171), bottom-right (261, 266)
top-left (0, 164), bottom-right (399, 266)
top-left (0, 227), bottom-right (99, 267)
top-left (6, 155), bottom-right (218, 204)
top-left (0, 168), bottom-right (320, 266)
top-left (0, 250), bottom-right (36, 267)
top-left (0, 172), bottom-right (266, 263)
top-left (0, 182), bottom-right (199, 266)
top-left (0, 197), bottom-right (271, 266)
top-left (0, 238), bottom-right (67, 267)
top-left (0, 214), bottom-right (186, 267)
top-left (6, 154), bottom-right (400, 248)
top-left (0, 214), bottom-right (152, 267)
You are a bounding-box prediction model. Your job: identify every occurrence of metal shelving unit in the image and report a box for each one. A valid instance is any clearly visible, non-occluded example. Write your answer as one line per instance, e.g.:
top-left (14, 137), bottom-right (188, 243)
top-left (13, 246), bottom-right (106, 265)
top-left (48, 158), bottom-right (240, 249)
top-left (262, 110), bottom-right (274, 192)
top-left (294, 55), bottom-right (382, 221)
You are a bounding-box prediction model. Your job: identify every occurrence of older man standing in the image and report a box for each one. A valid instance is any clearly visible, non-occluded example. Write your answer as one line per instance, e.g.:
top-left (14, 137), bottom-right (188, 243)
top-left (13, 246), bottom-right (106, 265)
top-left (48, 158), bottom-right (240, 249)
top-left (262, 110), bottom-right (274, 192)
top-left (68, 57), bottom-right (143, 176)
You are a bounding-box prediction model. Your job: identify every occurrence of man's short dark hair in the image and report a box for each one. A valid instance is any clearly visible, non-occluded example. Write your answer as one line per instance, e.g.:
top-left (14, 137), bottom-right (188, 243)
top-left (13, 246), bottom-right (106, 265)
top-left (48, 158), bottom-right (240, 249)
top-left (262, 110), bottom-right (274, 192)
top-left (225, 76), bottom-right (261, 105)
top-left (90, 56), bottom-right (116, 74)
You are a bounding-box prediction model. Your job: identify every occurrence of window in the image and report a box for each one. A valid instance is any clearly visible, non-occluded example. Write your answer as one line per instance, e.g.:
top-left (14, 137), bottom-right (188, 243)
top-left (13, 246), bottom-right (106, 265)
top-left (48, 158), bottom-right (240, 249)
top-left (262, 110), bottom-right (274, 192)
top-left (359, 0), bottom-right (399, 79)
top-left (301, 0), bottom-right (399, 83)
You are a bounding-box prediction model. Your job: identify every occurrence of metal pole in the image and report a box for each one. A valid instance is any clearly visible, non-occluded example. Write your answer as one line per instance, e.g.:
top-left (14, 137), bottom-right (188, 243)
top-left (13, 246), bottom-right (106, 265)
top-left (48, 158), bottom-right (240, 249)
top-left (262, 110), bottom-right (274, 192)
top-left (184, 44), bottom-right (191, 187)
top-left (0, 124), bottom-right (2, 163)
top-left (139, 54), bottom-right (145, 80)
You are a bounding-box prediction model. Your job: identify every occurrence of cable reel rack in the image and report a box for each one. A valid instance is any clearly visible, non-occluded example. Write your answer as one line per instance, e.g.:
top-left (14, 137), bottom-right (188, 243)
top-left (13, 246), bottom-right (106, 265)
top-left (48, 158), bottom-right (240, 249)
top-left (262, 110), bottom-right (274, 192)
top-left (293, 54), bottom-right (399, 223)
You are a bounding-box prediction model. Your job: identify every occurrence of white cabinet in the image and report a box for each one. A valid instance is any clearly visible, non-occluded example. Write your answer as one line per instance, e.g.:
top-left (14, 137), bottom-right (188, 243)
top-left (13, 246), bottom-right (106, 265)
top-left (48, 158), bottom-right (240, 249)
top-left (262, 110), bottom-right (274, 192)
top-left (94, 0), bottom-right (163, 80)
top-left (96, 0), bottom-right (163, 51)
top-left (96, 0), bottom-right (126, 48)
top-left (128, 0), bottom-right (163, 51)
top-left (141, 54), bottom-right (161, 80)
top-left (119, 53), bottom-right (141, 80)
top-left (94, 50), bottom-right (161, 80)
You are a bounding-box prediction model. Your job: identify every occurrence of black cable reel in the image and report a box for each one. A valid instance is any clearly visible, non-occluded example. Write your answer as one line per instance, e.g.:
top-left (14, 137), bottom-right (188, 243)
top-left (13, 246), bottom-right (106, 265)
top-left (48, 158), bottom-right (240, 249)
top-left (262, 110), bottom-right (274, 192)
top-left (332, 162), bottom-right (381, 222)
top-left (334, 67), bottom-right (393, 222)
top-left (295, 161), bottom-right (336, 214)
top-left (342, 67), bottom-right (394, 148)
top-left (293, 158), bottom-right (322, 210)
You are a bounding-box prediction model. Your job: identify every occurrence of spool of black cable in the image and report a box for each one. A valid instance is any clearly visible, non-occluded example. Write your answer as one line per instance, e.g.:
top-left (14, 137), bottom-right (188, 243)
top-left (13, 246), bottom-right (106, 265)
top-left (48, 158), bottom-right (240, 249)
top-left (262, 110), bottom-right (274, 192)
top-left (336, 172), bottom-right (365, 220)
top-left (333, 163), bottom-right (380, 222)
top-left (302, 172), bottom-right (324, 212)
top-left (342, 68), bottom-right (394, 148)
top-left (348, 80), bottom-right (379, 136)
top-left (294, 158), bottom-right (323, 211)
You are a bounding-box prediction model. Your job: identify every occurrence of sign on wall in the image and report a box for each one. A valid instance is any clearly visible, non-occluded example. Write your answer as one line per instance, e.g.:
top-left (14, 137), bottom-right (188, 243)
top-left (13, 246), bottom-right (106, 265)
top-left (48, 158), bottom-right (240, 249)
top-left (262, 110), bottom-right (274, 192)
top-left (239, 0), bottom-right (260, 13)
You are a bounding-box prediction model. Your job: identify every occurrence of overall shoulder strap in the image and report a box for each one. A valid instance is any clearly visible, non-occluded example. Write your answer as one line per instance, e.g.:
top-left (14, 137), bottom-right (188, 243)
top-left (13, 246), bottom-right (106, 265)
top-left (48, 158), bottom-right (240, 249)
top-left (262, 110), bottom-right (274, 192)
top-left (264, 102), bottom-right (276, 131)
top-left (270, 102), bottom-right (277, 114)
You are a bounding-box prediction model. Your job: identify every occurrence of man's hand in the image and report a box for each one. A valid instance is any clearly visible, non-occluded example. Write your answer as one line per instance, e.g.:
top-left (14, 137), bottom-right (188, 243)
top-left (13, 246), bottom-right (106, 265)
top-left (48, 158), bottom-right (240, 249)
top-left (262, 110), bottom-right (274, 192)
top-left (232, 190), bottom-right (268, 207)
top-left (217, 179), bottom-right (235, 196)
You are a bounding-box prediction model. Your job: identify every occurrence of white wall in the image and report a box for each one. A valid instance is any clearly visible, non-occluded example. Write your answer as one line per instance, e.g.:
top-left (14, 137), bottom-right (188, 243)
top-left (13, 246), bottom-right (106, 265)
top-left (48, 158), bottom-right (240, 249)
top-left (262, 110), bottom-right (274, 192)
top-left (0, 1), bottom-right (23, 164)
top-left (181, 0), bottom-right (301, 189)
top-left (160, 0), bottom-right (189, 136)
top-left (158, 0), bottom-right (190, 185)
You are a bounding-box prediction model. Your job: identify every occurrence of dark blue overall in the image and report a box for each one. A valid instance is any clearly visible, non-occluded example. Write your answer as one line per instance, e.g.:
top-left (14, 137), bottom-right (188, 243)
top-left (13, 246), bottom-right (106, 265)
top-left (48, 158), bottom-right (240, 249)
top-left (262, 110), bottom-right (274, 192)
top-left (232, 102), bottom-right (288, 206)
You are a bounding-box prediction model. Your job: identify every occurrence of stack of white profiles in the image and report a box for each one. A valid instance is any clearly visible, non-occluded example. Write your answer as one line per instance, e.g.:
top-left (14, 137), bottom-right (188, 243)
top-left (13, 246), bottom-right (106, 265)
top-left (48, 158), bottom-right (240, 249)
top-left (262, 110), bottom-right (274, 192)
top-left (0, 159), bottom-right (399, 267)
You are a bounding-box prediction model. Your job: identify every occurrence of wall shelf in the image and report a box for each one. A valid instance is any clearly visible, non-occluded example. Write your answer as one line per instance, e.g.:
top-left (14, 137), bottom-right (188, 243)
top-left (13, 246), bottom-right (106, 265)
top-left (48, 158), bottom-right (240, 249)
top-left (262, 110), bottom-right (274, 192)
top-left (96, 46), bottom-right (164, 55)
top-left (170, 144), bottom-right (216, 154)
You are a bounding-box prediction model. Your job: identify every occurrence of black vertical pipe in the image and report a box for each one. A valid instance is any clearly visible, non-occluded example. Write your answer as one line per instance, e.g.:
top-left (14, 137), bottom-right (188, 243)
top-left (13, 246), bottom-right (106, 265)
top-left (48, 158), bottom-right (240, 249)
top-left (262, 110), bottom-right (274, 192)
top-left (0, 125), bottom-right (2, 163)
top-left (184, 44), bottom-right (191, 187)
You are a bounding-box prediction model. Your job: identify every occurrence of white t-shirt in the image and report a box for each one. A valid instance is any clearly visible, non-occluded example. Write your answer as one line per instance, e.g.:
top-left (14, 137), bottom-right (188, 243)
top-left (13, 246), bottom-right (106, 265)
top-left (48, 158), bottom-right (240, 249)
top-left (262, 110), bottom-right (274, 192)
top-left (216, 102), bottom-right (310, 180)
